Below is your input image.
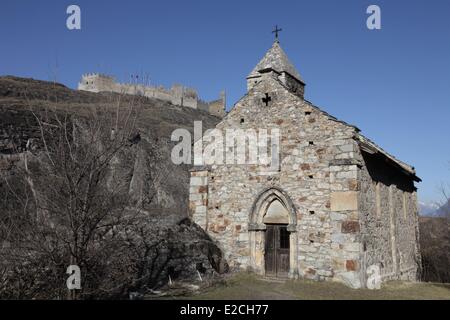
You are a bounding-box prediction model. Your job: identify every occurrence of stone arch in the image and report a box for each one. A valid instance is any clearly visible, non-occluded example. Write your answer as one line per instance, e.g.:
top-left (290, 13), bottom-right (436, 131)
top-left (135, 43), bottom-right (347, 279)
top-left (249, 187), bottom-right (297, 228)
top-left (248, 187), bottom-right (298, 278)
top-left (264, 199), bottom-right (289, 224)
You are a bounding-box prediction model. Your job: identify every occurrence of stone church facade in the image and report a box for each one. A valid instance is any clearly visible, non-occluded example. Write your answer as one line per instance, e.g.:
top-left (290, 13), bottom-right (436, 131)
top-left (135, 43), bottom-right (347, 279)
top-left (188, 40), bottom-right (421, 288)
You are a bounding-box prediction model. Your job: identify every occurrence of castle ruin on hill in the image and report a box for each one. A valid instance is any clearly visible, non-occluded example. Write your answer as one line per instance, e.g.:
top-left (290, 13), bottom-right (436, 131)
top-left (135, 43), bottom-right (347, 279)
top-left (78, 73), bottom-right (226, 117)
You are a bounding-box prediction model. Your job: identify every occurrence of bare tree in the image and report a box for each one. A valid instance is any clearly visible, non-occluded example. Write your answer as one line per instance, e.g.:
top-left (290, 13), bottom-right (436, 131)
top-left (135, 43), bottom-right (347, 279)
top-left (438, 182), bottom-right (450, 220)
top-left (0, 91), bottom-right (175, 299)
top-left (419, 165), bottom-right (450, 283)
top-left (0, 77), bottom-right (229, 299)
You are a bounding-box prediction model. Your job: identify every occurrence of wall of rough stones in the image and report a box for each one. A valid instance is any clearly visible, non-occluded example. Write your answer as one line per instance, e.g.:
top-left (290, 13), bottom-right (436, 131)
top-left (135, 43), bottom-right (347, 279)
top-left (189, 71), bottom-right (420, 288)
top-left (198, 91), bottom-right (227, 118)
top-left (189, 170), bottom-right (209, 230)
top-left (357, 150), bottom-right (420, 283)
top-left (189, 73), bottom-right (368, 287)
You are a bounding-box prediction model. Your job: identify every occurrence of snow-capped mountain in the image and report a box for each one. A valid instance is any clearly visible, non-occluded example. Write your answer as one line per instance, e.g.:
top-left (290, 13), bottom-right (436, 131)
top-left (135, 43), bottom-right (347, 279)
top-left (435, 200), bottom-right (450, 217)
top-left (419, 201), bottom-right (441, 216)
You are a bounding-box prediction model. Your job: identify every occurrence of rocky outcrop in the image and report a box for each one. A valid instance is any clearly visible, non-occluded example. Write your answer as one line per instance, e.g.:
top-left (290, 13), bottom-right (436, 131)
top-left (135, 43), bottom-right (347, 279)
top-left (0, 76), bottom-right (227, 298)
top-left (0, 76), bottom-right (220, 215)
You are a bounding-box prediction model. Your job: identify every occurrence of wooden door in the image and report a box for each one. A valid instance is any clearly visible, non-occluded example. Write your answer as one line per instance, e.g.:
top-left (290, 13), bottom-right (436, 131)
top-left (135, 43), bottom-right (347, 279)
top-left (265, 224), bottom-right (290, 278)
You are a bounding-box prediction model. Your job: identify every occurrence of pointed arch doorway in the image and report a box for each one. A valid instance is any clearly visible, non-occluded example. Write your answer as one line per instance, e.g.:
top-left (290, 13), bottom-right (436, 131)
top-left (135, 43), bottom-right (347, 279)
top-left (264, 200), bottom-right (290, 277)
top-left (248, 188), bottom-right (298, 279)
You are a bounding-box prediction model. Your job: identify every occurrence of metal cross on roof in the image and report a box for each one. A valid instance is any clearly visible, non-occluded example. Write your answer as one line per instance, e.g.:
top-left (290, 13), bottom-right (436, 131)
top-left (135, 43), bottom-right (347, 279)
top-left (272, 25), bottom-right (282, 40)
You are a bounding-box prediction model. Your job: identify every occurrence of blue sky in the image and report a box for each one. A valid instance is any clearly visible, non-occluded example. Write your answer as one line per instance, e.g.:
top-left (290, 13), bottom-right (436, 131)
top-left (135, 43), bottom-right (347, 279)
top-left (1, 0), bottom-right (449, 203)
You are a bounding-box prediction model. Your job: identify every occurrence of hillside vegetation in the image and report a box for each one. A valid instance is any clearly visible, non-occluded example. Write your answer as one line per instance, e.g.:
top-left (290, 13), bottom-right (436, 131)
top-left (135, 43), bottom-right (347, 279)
top-left (419, 217), bottom-right (450, 283)
top-left (0, 76), bottom-right (225, 299)
top-left (0, 76), bottom-right (220, 216)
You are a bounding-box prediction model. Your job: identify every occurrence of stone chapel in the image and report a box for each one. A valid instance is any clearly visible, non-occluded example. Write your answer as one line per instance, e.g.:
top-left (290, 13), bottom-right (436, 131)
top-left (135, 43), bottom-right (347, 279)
top-left (188, 39), bottom-right (421, 288)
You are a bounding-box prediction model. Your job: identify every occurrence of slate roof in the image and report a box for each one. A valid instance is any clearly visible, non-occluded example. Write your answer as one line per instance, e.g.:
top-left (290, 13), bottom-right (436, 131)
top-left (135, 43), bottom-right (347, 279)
top-left (245, 41), bottom-right (420, 182)
top-left (248, 41), bottom-right (304, 83)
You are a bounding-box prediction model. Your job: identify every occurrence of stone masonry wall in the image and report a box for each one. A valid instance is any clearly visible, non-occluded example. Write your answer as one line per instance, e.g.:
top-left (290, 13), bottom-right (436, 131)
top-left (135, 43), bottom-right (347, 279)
top-left (356, 150), bottom-right (420, 283)
top-left (189, 170), bottom-right (209, 230)
top-left (189, 73), bottom-right (366, 288)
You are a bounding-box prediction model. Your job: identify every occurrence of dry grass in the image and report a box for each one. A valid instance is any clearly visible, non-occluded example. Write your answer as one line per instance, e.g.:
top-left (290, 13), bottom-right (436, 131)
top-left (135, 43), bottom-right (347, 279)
top-left (185, 273), bottom-right (450, 300)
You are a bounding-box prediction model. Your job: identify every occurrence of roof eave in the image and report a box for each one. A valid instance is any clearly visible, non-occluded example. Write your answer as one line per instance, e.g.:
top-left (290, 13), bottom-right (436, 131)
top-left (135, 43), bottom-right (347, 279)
top-left (356, 135), bottom-right (421, 182)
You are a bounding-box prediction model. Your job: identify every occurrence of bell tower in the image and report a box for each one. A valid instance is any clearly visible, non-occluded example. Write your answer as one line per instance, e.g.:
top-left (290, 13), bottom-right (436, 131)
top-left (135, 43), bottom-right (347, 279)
top-left (246, 31), bottom-right (305, 99)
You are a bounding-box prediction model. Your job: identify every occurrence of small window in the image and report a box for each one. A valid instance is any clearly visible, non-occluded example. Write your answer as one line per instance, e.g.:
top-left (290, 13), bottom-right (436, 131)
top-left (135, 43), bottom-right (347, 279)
top-left (279, 227), bottom-right (289, 249)
top-left (309, 210), bottom-right (315, 215)
top-left (308, 175), bottom-right (314, 179)
top-left (305, 111), bottom-right (312, 115)
top-left (240, 118), bottom-right (245, 124)
top-left (309, 141), bottom-right (314, 145)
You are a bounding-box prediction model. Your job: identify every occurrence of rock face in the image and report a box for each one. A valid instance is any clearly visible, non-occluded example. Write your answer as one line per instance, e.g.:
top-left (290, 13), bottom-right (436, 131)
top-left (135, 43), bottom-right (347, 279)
top-left (155, 218), bottom-right (229, 280)
top-left (188, 40), bottom-right (421, 289)
top-left (0, 76), bottom-right (220, 216)
top-left (0, 76), bottom-right (228, 295)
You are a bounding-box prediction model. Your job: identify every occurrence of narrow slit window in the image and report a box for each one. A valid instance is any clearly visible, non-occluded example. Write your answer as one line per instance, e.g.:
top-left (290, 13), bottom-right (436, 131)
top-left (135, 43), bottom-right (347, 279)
top-left (279, 227), bottom-right (290, 249)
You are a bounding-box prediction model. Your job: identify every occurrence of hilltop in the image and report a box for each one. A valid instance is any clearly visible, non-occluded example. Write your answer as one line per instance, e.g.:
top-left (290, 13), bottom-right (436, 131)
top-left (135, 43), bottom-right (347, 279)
top-left (0, 76), bottom-right (227, 298)
top-left (0, 76), bottom-right (220, 217)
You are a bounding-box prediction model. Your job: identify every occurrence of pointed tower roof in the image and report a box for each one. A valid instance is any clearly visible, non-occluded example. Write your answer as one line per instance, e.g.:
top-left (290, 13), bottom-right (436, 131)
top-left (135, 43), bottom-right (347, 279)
top-left (248, 41), bottom-right (304, 83)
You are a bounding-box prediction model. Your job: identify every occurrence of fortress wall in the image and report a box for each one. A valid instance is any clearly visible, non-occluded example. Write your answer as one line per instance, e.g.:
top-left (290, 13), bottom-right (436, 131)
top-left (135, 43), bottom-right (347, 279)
top-left (78, 74), bottom-right (226, 116)
top-left (197, 101), bottom-right (210, 112)
top-left (197, 99), bottom-right (226, 117)
top-left (146, 87), bottom-right (174, 102)
top-left (79, 74), bottom-right (116, 93)
top-left (182, 96), bottom-right (198, 109)
top-left (207, 99), bottom-right (226, 117)
top-left (119, 84), bottom-right (175, 102)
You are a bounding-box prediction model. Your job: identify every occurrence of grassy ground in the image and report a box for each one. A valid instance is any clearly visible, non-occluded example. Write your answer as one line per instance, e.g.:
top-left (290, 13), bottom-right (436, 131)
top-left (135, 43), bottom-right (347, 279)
top-left (184, 273), bottom-right (450, 300)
